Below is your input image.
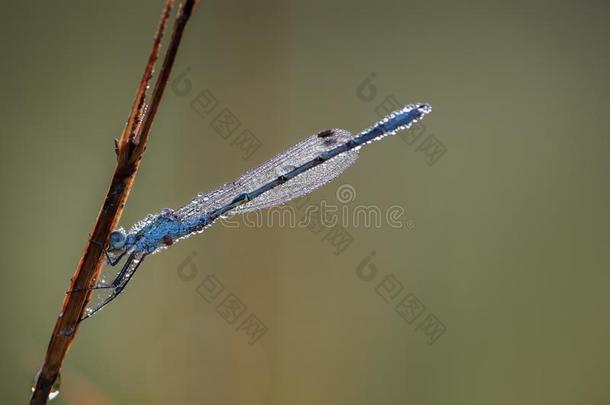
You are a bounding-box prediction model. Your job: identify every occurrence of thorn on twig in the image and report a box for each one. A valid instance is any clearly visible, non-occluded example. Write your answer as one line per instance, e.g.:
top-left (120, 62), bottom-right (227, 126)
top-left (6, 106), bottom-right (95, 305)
top-left (114, 138), bottom-right (120, 156)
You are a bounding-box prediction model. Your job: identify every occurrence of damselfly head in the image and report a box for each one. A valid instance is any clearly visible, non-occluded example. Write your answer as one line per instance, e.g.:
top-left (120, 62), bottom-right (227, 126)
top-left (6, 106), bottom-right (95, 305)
top-left (108, 228), bottom-right (127, 250)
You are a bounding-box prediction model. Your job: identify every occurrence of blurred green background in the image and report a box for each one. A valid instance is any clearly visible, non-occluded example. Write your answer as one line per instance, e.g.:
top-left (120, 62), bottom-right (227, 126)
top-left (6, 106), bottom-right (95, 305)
top-left (1, 0), bottom-right (609, 404)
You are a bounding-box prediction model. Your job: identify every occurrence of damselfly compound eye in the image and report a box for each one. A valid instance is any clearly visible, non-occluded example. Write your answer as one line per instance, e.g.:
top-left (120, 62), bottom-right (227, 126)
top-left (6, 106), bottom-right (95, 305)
top-left (108, 229), bottom-right (127, 250)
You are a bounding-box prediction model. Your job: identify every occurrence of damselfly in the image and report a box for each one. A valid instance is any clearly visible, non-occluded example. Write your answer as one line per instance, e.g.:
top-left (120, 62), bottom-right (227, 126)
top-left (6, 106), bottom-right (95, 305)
top-left (83, 104), bottom-right (432, 318)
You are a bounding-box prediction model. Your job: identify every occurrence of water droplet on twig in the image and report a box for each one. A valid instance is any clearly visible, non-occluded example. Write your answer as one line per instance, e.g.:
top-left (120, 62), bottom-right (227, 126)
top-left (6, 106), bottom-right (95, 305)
top-left (31, 370), bottom-right (61, 401)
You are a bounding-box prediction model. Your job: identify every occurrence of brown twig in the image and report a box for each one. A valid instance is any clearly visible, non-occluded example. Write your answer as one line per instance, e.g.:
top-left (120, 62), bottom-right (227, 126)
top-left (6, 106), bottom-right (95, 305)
top-left (30, 1), bottom-right (197, 403)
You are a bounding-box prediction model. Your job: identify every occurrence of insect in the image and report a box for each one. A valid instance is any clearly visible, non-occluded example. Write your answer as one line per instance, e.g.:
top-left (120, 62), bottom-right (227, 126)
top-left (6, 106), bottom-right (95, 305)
top-left (83, 104), bottom-right (432, 319)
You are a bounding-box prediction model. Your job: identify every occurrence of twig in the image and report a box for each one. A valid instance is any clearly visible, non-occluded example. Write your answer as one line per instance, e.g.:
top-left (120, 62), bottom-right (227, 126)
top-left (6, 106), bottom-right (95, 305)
top-left (30, 1), bottom-right (197, 403)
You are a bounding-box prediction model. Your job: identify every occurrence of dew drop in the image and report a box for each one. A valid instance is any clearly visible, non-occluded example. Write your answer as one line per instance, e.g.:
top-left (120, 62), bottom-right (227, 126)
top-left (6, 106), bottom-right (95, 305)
top-left (60, 325), bottom-right (75, 336)
top-left (31, 370), bottom-right (61, 401)
top-left (274, 165), bottom-right (296, 177)
top-left (160, 208), bottom-right (174, 216)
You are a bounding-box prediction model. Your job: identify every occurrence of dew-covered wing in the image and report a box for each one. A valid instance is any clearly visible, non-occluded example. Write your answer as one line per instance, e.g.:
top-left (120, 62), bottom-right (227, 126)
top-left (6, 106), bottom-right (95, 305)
top-left (175, 128), bottom-right (359, 220)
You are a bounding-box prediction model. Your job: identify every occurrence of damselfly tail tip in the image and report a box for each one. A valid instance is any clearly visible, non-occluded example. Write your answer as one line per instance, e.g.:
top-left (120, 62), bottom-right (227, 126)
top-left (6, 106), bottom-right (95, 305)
top-left (398, 103), bottom-right (432, 120)
top-left (414, 103), bottom-right (432, 115)
top-left (374, 103), bottom-right (432, 136)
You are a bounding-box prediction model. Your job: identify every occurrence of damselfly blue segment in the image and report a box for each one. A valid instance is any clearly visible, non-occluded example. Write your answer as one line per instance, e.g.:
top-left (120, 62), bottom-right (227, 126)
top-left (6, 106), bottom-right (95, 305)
top-left (83, 103), bottom-right (432, 319)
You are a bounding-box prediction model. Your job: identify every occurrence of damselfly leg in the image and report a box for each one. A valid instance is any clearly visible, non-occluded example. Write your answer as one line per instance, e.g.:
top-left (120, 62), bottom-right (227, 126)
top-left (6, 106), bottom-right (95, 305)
top-left (80, 251), bottom-right (147, 320)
